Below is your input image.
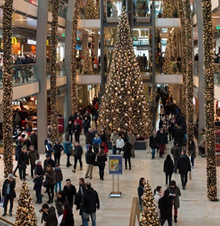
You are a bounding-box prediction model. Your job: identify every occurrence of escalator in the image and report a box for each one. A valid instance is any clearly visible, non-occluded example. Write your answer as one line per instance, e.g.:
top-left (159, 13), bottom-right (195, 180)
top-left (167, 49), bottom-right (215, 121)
top-left (0, 217), bottom-right (14, 226)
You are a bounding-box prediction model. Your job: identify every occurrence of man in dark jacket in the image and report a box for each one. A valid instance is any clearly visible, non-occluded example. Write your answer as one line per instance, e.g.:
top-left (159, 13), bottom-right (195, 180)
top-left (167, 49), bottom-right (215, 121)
top-left (13, 140), bottom-right (23, 177)
top-left (159, 189), bottom-right (172, 226)
top-left (2, 174), bottom-right (16, 216)
top-left (72, 142), bottom-right (83, 173)
top-left (171, 142), bottom-right (180, 173)
top-left (85, 146), bottom-right (96, 179)
top-left (73, 121), bottom-right (81, 142)
top-left (28, 145), bottom-right (39, 178)
top-left (63, 179), bottom-right (76, 209)
top-left (66, 120), bottom-right (74, 143)
top-left (157, 128), bottom-right (168, 158)
top-left (30, 130), bottom-right (38, 150)
top-left (44, 153), bottom-right (55, 171)
top-left (18, 147), bottom-right (28, 181)
top-left (41, 204), bottom-right (58, 226)
top-left (86, 128), bottom-right (94, 145)
top-left (174, 126), bottom-right (185, 151)
top-left (177, 149), bottom-right (191, 190)
top-left (53, 139), bottom-right (63, 164)
top-left (81, 182), bottom-right (100, 226)
top-left (149, 130), bottom-right (158, 159)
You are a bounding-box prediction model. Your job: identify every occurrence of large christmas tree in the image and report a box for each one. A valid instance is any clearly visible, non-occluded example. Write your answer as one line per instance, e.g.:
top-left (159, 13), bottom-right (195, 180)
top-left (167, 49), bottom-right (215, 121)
top-left (141, 181), bottom-right (161, 226)
top-left (98, 9), bottom-right (151, 137)
top-left (15, 181), bottom-right (37, 226)
top-left (82, 48), bottom-right (93, 74)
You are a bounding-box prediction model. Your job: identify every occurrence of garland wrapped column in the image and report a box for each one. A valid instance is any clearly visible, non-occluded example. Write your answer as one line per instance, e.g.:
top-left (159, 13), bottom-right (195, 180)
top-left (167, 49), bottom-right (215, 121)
top-left (202, 0), bottom-right (218, 201)
top-left (184, 0), bottom-right (194, 148)
top-left (49, 0), bottom-right (59, 142)
top-left (2, 0), bottom-right (13, 178)
top-left (71, 0), bottom-right (81, 113)
top-left (96, 0), bottom-right (100, 19)
top-left (177, 0), bottom-right (187, 117)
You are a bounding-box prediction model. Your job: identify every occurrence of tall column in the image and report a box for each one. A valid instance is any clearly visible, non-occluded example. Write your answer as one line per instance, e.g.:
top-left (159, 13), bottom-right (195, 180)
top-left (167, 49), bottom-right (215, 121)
top-left (82, 34), bottom-right (89, 57)
top-left (36, 0), bottom-right (49, 154)
top-left (195, 0), bottom-right (205, 132)
top-left (64, 0), bottom-right (74, 129)
top-left (94, 33), bottom-right (99, 58)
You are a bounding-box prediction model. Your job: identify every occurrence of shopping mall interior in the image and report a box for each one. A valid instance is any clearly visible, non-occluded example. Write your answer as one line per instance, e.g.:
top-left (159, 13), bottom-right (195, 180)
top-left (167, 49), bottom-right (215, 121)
top-left (0, 0), bottom-right (220, 225)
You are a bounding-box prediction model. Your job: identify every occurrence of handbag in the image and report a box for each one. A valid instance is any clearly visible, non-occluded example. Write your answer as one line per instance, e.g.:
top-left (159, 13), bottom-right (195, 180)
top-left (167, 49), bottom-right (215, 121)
top-left (94, 160), bottom-right (98, 166)
top-left (43, 179), bottom-right (49, 188)
top-left (0, 196), bottom-right (4, 207)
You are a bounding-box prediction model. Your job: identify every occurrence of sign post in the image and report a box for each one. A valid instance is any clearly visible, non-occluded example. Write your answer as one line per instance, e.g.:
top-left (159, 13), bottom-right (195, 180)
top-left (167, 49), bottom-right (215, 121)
top-left (109, 155), bottom-right (123, 198)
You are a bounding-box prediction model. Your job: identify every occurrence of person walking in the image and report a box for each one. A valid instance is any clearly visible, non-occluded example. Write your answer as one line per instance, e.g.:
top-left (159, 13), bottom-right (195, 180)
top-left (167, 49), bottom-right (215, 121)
top-left (33, 160), bottom-right (44, 204)
top-left (167, 180), bottom-right (181, 223)
top-left (171, 142), bottom-right (180, 173)
top-left (85, 146), bottom-right (96, 179)
top-left (157, 128), bottom-right (168, 158)
top-left (66, 120), bottom-right (74, 143)
top-left (159, 189), bottom-right (173, 226)
top-left (2, 174), bottom-right (16, 216)
top-left (18, 146), bottom-right (28, 181)
top-left (55, 191), bottom-right (69, 217)
top-left (137, 177), bottom-right (146, 211)
top-left (60, 203), bottom-right (75, 226)
top-left (188, 139), bottom-right (196, 168)
top-left (13, 140), bottom-right (23, 177)
top-left (93, 133), bottom-right (101, 154)
top-left (55, 163), bottom-right (63, 194)
top-left (128, 131), bottom-right (136, 158)
top-left (63, 137), bottom-right (73, 167)
top-left (110, 129), bottom-right (118, 155)
top-left (177, 149), bottom-right (191, 189)
top-left (97, 148), bottom-right (107, 180)
top-left (116, 136), bottom-right (125, 154)
top-left (28, 145), bottom-right (39, 178)
top-left (80, 182), bottom-right (100, 226)
top-left (123, 141), bottom-right (132, 170)
top-left (149, 130), bottom-right (158, 159)
top-left (83, 116), bottom-right (90, 136)
top-left (163, 154), bottom-right (174, 185)
top-left (154, 186), bottom-right (163, 217)
top-left (198, 129), bottom-right (206, 157)
top-left (53, 139), bottom-right (63, 164)
top-left (86, 128), bottom-right (94, 145)
top-left (72, 142), bottom-right (83, 173)
top-left (73, 121), bottom-right (81, 143)
top-left (45, 164), bottom-right (56, 204)
top-left (63, 179), bottom-right (76, 209)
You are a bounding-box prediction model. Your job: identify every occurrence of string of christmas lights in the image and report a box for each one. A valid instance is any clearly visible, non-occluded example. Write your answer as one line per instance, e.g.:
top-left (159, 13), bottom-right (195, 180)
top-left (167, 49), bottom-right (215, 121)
top-left (202, 0), bottom-right (218, 201)
top-left (49, 0), bottom-right (59, 143)
top-left (85, 0), bottom-right (97, 19)
top-left (82, 48), bottom-right (93, 75)
top-left (2, 0), bottom-right (13, 178)
top-left (162, 0), bottom-right (174, 18)
top-left (71, 0), bottom-right (81, 113)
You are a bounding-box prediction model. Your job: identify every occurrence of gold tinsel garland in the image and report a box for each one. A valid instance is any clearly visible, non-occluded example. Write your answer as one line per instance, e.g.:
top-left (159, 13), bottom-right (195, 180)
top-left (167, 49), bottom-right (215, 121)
top-left (85, 0), bottom-right (97, 19)
top-left (184, 0), bottom-right (194, 148)
top-left (162, 0), bottom-right (174, 18)
top-left (15, 181), bottom-right (37, 226)
top-left (82, 48), bottom-right (93, 75)
top-left (91, 31), bottom-right (96, 60)
top-left (202, 0), bottom-right (218, 201)
top-left (2, 0), bottom-right (13, 178)
top-left (178, 0), bottom-right (187, 117)
top-left (141, 181), bottom-right (160, 226)
top-left (98, 9), bottom-right (152, 137)
top-left (71, 0), bottom-right (80, 113)
top-left (49, 0), bottom-right (59, 143)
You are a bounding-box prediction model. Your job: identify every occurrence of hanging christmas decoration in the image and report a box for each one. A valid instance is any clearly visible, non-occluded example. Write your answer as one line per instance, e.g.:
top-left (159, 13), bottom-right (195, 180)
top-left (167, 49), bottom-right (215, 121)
top-left (162, 0), bottom-right (174, 18)
top-left (85, 0), bottom-right (97, 19)
top-left (82, 48), bottom-right (93, 74)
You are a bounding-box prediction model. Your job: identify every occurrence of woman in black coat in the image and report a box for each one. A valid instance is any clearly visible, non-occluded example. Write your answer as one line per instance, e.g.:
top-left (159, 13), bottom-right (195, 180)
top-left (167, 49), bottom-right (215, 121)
top-left (97, 148), bottom-right (107, 180)
top-left (60, 203), bottom-right (74, 226)
top-left (18, 147), bottom-right (28, 181)
top-left (163, 154), bottom-right (174, 185)
top-left (123, 141), bottom-right (132, 170)
top-left (34, 160), bottom-right (44, 204)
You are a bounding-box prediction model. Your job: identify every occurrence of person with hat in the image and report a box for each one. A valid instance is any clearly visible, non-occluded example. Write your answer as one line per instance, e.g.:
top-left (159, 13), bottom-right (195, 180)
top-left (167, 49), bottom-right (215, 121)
top-left (44, 153), bottom-right (55, 171)
top-left (2, 174), bottom-right (16, 216)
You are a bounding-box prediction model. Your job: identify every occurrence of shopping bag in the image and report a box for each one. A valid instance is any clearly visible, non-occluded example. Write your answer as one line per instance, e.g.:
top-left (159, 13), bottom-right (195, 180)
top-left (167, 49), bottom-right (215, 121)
top-left (0, 196), bottom-right (4, 207)
top-left (189, 172), bottom-right (192, 180)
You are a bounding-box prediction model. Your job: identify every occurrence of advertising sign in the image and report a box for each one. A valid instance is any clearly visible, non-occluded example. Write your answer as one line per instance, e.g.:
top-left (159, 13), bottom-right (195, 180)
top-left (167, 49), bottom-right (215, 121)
top-left (109, 155), bottom-right (123, 175)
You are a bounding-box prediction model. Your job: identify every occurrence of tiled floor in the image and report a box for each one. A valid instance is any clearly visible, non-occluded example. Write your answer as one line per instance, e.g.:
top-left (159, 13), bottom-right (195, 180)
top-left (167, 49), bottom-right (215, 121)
top-left (0, 139), bottom-right (220, 226)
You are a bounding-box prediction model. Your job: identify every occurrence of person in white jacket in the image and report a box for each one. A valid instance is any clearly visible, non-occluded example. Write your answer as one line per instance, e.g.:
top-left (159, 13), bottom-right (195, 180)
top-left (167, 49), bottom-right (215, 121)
top-left (154, 186), bottom-right (163, 217)
top-left (116, 136), bottom-right (124, 154)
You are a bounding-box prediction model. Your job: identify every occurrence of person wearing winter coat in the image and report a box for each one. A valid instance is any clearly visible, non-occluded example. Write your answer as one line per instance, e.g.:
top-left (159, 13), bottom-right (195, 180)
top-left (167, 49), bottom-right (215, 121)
top-left (163, 154), bottom-right (174, 185)
top-left (44, 137), bottom-right (53, 154)
top-left (175, 126), bottom-right (185, 151)
top-left (45, 164), bottom-right (56, 204)
top-left (66, 120), bottom-right (74, 143)
top-left (28, 145), bottom-right (39, 178)
top-left (85, 146), bottom-right (96, 179)
top-left (55, 191), bottom-right (70, 216)
top-left (157, 128), bottom-right (168, 158)
top-left (72, 142), bottom-right (83, 173)
top-left (93, 133), bottom-right (101, 154)
top-left (13, 140), bottom-right (23, 176)
top-left (128, 131), bottom-right (136, 158)
top-left (149, 130), bottom-right (158, 159)
top-left (171, 142), bottom-right (180, 173)
top-left (83, 117), bottom-right (90, 136)
top-left (41, 204), bottom-right (58, 226)
top-left (123, 141), bottom-right (132, 170)
top-left (97, 148), bottom-right (107, 180)
top-left (167, 180), bottom-right (181, 223)
top-left (34, 160), bottom-right (44, 204)
top-left (137, 177), bottom-right (146, 211)
top-left (110, 130), bottom-right (118, 154)
top-left (188, 139), bottom-right (196, 168)
top-left (198, 129), bottom-right (206, 157)
top-left (177, 149), bottom-right (191, 189)
top-left (55, 163), bottom-right (63, 194)
top-left (86, 128), bottom-right (94, 145)
top-left (73, 121), bottom-right (81, 143)
top-left (158, 189), bottom-right (172, 226)
top-left (63, 138), bottom-right (73, 167)
top-left (53, 139), bottom-right (63, 164)
top-left (18, 147), bottom-right (28, 181)
top-left (60, 203), bottom-right (75, 226)
top-left (116, 136), bottom-right (125, 154)
top-left (154, 186), bottom-right (163, 217)
top-left (44, 153), bottom-right (56, 171)
top-left (63, 179), bottom-right (76, 209)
